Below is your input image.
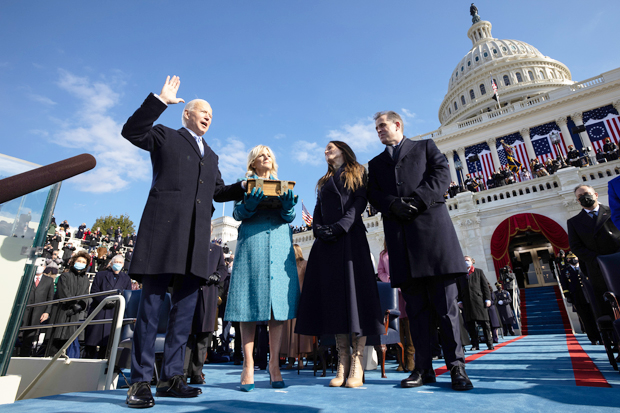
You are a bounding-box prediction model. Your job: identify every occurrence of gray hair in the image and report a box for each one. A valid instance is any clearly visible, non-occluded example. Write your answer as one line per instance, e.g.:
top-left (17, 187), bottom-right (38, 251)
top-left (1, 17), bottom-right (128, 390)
top-left (181, 99), bottom-right (207, 128)
top-left (110, 254), bottom-right (124, 267)
top-left (573, 184), bottom-right (595, 194)
top-left (373, 111), bottom-right (405, 134)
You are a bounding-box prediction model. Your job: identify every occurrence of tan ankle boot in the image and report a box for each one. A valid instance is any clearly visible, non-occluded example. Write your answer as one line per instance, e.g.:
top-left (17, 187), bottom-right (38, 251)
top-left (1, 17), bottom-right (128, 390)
top-left (329, 334), bottom-right (351, 387)
top-left (345, 335), bottom-right (366, 388)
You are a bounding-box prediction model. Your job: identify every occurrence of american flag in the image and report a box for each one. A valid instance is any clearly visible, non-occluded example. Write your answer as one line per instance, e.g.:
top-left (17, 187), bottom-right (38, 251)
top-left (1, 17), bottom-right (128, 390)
top-left (530, 121), bottom-right (567, 163)
top-left (497, 133), bottom-right (529, 182)
top-left (491, 78), bottom-right (499, 102)
top-left (465, 142), bottom-right (496, 183)
top-left (584, 105), bottom-right (620, 152)
top-left (301, 201), bottom-right (313, 226)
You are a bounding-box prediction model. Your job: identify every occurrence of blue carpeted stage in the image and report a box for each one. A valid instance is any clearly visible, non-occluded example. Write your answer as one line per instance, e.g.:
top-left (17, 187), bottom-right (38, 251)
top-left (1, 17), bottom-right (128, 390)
top-left (2, 333), bottom-right (620, 412)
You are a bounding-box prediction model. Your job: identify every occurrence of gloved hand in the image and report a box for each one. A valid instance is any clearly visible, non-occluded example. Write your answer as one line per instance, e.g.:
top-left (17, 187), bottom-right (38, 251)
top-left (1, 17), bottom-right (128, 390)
top-left (314, 225), bottom-right (338, 243)
top-left (498, 300), bottom-right (504, 305)
top-left (72, 303), bottom-right (83, 314)
top-left (104, 302), bottom-right (116, 310)
top-left (206, 271), bottom-right (221, 287)
top-left (278, 190), bottom-right (298, 211)
top-left (389, 198), bottom-right (418, 222)
top-left (485, 300), bottom-right (491, 308)
top-left (244, 187), bottom-right (267, 211)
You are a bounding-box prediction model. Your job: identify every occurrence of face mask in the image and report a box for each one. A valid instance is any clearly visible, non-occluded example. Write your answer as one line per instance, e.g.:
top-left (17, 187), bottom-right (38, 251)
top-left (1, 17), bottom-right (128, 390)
top-left (465, 260), bottom-right (472, 268)
top-left (578, 194), bottom-right (596, 208)
top-left (36, 266), bottom-right (45, 275)
top-left (74, 262), bottom-right (87, 271)
top-left (112, 263), bottom-right (123, 272)
top-left (568, 258), bottom-right (579, 266)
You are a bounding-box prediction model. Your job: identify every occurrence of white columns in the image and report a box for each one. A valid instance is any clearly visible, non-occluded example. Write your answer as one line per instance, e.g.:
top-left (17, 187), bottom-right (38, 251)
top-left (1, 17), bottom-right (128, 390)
top-left (519, 128), bottom-right (537, 162)
top-left (445, 149), bottom-right (459, 183)
top-left (555, 117), bottom-right (575, 148)
top-left (487, 138), bottom-right (501, 171)
top-left (571, 112), bottom-right (593, 149)
top-left (456, 147), bottom-right (469, 177)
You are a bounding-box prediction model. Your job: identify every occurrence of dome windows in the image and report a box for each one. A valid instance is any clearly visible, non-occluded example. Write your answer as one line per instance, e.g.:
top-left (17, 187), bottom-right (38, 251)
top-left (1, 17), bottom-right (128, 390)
top-left (468, 61), bottom-right (471, 67)
top-left (461, 66), bottom-right (464, 72)
top-left (528, 71), bottom-right (534, 81)
top-left (516, 72), bottom-right (523, 83)
top-left (454, 102), bottom-right (458, 111)
top-left (475, 56), bottom-right (480, 62)
top-left (539, 70), bottom-right (545, 79)
top-left (511, 45), bottom-right (517, 51)
top-left (503, 75), bottom-right (511, 86)
top-left (493, 48), bottom-right (498, 54)
top-left (461, 96), bottom-right (466, 106)
top-left (480, 84), bottom-right (487, 95)
top-left (483, 52), bottom-right (488, 58)
top-left (469, 89), bottom-right (475, 100)
top-left (502, 46), bottom-right (507, 52)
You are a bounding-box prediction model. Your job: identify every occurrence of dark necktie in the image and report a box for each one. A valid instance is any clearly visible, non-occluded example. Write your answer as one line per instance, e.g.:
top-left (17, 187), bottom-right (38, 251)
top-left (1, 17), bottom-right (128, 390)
top-left (589, 211), bottom-right (598, 219)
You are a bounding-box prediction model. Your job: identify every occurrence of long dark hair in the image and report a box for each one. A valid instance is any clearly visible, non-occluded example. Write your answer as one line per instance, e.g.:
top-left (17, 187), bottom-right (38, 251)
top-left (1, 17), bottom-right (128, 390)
top-left (316, 141), bottom-right (367, 192)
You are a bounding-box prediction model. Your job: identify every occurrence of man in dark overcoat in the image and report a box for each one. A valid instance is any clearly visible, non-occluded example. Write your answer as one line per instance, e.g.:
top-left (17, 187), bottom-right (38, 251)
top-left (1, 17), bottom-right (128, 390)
top-left (185, 239), bottom-right (228, 384)
top-left (122, 76), bottom-right (245, 408)
top-left (558, 254), bottom-right (600, 344)
top-left (21, 263), bottom-right (54, 356)
top-left (85, 255), bottom-right (132, 358)
top-left (568, 184), bottom-right (620, 316)
top-left (493, 282), bottom-right (516, 336)
top-left (367, 110), bottom-right (472, 391)
top-left (457, 257), bottom-right (493, 351)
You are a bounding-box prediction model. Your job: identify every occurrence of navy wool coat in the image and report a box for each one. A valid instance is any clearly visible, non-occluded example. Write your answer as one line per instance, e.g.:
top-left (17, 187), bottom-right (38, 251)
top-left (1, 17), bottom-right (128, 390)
top-left (85, 269), bottom-right (132, 347)
top-left (121, 94), bottom-right (245, 281)
top-left (295, 167), bottom-right (383, 336)
top-left (367, 138), bottom-right (467, 288)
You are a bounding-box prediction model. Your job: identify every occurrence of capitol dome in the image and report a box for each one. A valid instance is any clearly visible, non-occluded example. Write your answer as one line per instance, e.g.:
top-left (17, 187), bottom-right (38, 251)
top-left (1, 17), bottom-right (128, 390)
top-left (439, 16), bottom-right (573, 126)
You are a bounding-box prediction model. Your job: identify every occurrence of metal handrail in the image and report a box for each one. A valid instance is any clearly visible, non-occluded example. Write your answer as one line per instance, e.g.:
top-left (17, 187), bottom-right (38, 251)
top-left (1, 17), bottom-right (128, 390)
top-left (16, 294), bottom-right (126, 400)
top-left (24, 289), bottom-right (120, 308)
top-left (20, 318), bottom-right (135, 331)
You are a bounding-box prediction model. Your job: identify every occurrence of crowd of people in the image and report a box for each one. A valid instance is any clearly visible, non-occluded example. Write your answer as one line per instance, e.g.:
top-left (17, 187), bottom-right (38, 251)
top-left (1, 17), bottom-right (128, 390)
top-left (446, 142), bottom-right (620, 198)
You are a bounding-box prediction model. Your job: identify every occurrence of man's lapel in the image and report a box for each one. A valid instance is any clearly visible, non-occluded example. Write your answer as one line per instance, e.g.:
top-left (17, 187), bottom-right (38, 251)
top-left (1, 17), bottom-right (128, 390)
top-left (178, 128), bottom-right (203, 158)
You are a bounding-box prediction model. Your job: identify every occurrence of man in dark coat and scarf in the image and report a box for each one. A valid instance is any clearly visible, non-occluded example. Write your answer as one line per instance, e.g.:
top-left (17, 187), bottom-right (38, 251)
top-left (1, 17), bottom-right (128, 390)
top-left (457, 256), bottom-right (494, 351)
top-left (368, 110), bottom-right (472, 391)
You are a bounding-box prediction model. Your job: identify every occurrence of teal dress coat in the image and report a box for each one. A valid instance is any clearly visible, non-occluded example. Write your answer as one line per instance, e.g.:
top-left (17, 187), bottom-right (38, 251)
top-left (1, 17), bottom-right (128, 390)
top-left (224, 176), bottom-right (300, 322)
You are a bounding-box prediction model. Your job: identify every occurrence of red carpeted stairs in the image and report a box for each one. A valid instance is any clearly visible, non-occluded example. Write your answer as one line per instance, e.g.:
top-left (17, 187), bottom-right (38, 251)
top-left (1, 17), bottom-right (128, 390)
top-left (520, 285), bottom-right (572, 335)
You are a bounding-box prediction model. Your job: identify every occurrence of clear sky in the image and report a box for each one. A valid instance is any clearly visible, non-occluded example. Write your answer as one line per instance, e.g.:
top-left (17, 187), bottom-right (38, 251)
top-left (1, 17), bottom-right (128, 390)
top-left (1, 0), bottom-right (619, 231)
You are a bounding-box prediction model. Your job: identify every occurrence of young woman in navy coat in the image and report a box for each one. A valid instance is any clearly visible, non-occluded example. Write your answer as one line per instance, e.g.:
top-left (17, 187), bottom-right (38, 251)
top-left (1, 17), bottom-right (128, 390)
top-left (295, 141), bottom-right (383, 389)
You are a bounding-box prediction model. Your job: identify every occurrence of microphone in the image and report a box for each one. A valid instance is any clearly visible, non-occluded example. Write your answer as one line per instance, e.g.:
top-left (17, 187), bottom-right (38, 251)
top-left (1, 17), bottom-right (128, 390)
top-left (0, 153), bottom-right (96, 204)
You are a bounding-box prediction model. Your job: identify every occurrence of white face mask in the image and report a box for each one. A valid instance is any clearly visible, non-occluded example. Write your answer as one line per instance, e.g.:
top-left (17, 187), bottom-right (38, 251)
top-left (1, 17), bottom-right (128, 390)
top-left (35, 266), bottom-right (45, 275)
top-left (465, 260), bottom-right (472, 268)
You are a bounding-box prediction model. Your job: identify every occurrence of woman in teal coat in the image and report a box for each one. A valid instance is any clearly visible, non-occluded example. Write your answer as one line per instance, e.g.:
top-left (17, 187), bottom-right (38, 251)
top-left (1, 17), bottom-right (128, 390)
top-left (224, 144), bottom-right (299, 391)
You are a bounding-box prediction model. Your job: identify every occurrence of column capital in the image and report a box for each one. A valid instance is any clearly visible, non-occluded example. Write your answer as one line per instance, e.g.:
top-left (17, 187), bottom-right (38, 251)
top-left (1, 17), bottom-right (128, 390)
top-left (571, 112), bottom-right (583, 123)
top-left (444, 149), bottom-right (455, 156)
top-left (456, 147), bottom-right (465, 155)
top-left (520, 128), bottom-right (531, 138)
top-left (486, 137), bottom-right (496, 146)
top-left (555, 116), bottom-right (567, 127)
top-left (613, 100), bottom-right (620, 112)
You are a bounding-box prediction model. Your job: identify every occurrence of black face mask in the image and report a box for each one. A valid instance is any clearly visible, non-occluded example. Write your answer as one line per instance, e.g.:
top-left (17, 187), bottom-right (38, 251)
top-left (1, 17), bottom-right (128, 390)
top-left (579, 194), bottom-right (596, 208)
top-left (568, 258), bottom-right (579, 266)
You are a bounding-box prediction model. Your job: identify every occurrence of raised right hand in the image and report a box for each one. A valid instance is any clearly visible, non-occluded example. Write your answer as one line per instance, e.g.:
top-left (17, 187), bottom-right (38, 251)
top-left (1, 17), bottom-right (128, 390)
top-left (159, 75), bottom-right (185, 105)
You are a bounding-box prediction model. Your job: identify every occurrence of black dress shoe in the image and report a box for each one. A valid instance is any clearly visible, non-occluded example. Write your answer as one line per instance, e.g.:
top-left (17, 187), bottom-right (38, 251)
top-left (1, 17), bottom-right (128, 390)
top-left (401, 369), bottom-right (436, 388)
top-left (486, 343), bottom-right (495, 350)
top-left (156, 375), bottom-right (201, 398)
top-left (189, 375), bottom-right (205, 385)
top-left (470, 345), bottom-right (479, 351)
top-left (450, 365), bottom-right (474, 391)
top-left (126, 381), bottom-right (155, 408)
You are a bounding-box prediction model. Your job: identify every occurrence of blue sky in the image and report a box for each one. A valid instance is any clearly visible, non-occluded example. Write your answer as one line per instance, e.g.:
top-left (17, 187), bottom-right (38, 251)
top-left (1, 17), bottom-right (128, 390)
top-left (1, 0), bottom-right (619, 231)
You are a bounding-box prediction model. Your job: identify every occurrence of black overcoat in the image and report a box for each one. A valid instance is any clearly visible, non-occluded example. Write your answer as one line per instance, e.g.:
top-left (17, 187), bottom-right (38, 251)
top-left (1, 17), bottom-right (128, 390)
top-left (493, 289), bottom-right (515, 325)
top-left (121, 94), bottom-right (245, 281)
top-left (192, 244), bottom-right (228, 333)
top-left (367, 138), bottom-right (467, 288)
top-left (567, 205), bottom-right (620, 304)
top-left (295, 167), bottom-right (383, 336)
top-left (49, 267), bottom-right (90, 341)
top-left (84, 269), bottom-right (132, 347)
top-left (456, 268), bottom-right (491, 322)
top-left (22, 275), bottom-right (54, 327)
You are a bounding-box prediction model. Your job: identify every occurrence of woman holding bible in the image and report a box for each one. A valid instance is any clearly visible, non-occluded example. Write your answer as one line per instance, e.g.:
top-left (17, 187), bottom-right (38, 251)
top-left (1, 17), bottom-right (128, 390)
top-left (224, 145), bottom-right (299, 391)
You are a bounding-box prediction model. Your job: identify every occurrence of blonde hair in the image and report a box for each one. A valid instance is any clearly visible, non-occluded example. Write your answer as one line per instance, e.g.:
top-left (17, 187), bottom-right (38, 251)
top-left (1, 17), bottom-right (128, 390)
top-left (293, 244), bottom-right (304, 263)
top-left (464, 255), bottom-right (476, 264)
top-left (246, 145), bottom-right (278, 179)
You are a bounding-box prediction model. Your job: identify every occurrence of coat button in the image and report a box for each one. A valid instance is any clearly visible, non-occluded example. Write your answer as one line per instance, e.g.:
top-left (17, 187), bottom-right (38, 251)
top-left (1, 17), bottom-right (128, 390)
top-left (397, 182), bottom-right (403, 186)
top-left (199, 179), bottom-right (204, 184)
top-left (197, 199), bottom-right (201, 204)
top-left (200, 162), bottom-right (204, 166)
top-left (266, 231), bottom-right (270, 234)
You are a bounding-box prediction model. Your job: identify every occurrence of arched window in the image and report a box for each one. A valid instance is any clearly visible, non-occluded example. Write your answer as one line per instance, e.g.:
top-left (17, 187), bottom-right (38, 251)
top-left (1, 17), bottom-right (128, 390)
top-left (550, 71), bottom-right (556, 79)
top-left (461, 96), bottom-right (466, 106)
top-left (475, 56), bottom-right (480, 62)
top-left (539, 70), bottom-right (545, 79)
top-left (516, 72), bottom-right (523, 82)
top-left (469, 89), bottom-right (475, 100)
top-left (503, 75), bottom-right (510, 86)
top-left (454, 102), bottom-right (458, 111)
top-left (449, 108), bottom-right (452, 114)
top-left (483, 52), bottom-right (488, 58)
top-left (528, 71), bottom-right (534, 81)
top-left (480, 84), bottom-right (486, 95)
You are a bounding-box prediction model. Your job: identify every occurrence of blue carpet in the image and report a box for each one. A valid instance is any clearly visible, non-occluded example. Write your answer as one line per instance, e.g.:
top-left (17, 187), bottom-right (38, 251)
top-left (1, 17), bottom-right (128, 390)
top-left (2, 334), bottom-right (620, 412)
top-left (523, 287), bottom-right (567, 335)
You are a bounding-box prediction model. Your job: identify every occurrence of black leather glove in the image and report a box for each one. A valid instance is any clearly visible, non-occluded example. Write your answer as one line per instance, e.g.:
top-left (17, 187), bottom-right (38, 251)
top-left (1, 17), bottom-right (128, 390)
top-left (389, 198), bottom-right (419, 222)
top-left (72, 303), bottom-right (83, 314)
top-left (104, 302), bottom-right (116, 310)
top-left (206, 271), bottom-right (221, 287)
top-left (314, 225), bottom-right (338, 243)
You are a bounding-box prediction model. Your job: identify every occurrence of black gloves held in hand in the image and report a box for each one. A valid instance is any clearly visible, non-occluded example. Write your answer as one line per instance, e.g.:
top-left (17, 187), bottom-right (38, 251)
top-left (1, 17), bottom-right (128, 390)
top-left (390, 197), bottom-right (419, 222)
top-left (104, 302), bottom-right (116, 310)
top-left (66, 303), bottom-right (83, 316)
top-left (206, 271), bottom-right (221, 287)
top-left (314, 223), bottom-right (344, 243)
